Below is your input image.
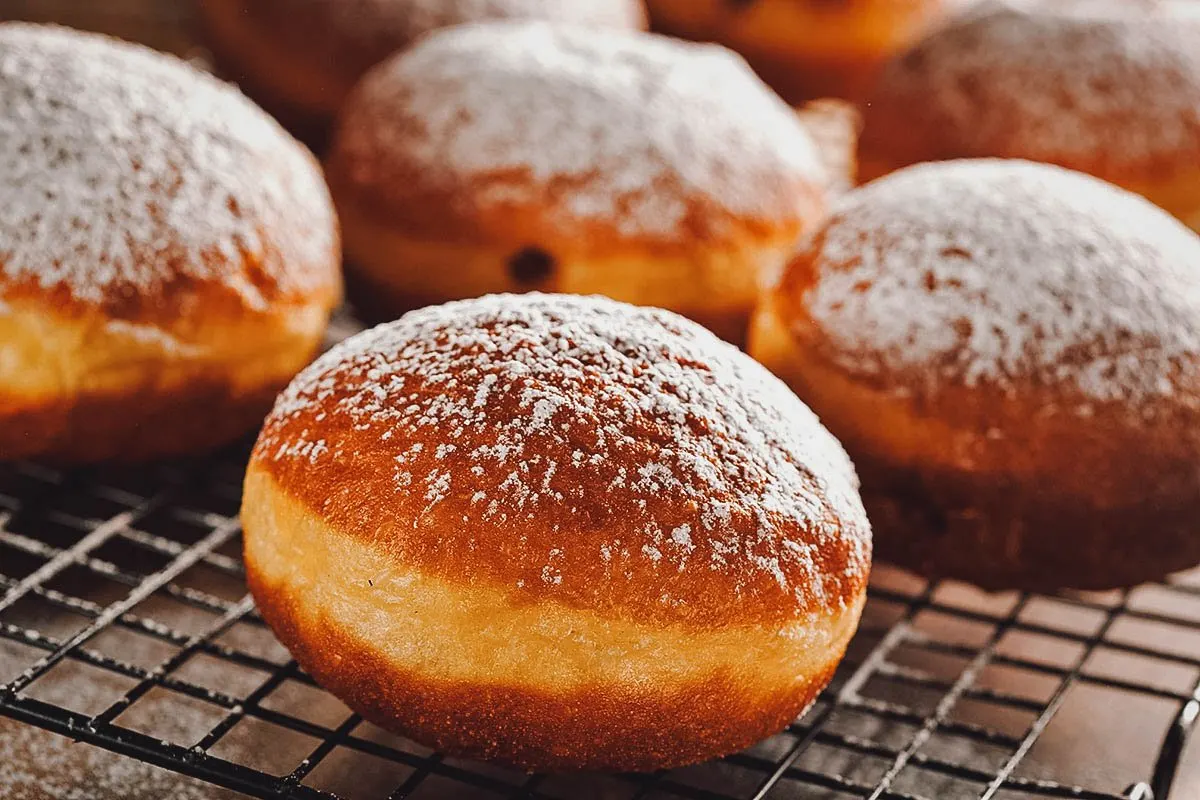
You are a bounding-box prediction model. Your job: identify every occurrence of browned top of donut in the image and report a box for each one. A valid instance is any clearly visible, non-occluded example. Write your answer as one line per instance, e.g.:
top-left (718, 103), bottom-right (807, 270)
top-left (212, 0), bottom-right (646, 98)
top-left (861, 0), bottom-right (1200, 183)
top-left (252, 294), bottom-right (871, 628)
top-left (0, 24), bottom-right (339, 323)
top-left (326, 23), bottom-right (828, 251)
top-left (777, 160), bottom-right (1200, 413)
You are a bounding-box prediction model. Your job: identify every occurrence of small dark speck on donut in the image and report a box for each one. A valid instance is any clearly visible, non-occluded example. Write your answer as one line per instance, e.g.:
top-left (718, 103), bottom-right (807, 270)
top-left (508, 247), bottom-right (557, 286)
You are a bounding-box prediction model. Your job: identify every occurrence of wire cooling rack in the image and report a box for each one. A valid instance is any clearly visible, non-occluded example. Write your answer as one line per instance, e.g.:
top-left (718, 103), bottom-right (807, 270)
top-left (3, 2), bottom-right (1200, 799)
top-left (2, 445), bottom-right (1200, 800)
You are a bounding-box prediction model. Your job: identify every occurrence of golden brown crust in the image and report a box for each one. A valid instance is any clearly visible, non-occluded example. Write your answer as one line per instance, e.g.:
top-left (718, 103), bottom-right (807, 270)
top-left (751, 161), bottom-right (1200, 590)
top-left (242, 293), bottom-right (871, 769)
top-left (247, 556), bottom-right (839, 772)
top-left (199, 0), bottom-right (648, 127)
top-left (326, 149), bottom-right (814, 262)
top-left (646, 0), bottom-right (971, 101)
top-left (341, 266), bottom-right (756, 346)
top-left (250, 294), bottom-right (871, 627)
top-left (333, 174), bottom-right (813, 343)
top-left (242, 464), bottom-right (861, 771)
top-left (0, 298), bottom-right (331, 463)
top-left (0, 259), bottom-right (337, 334)
top-left (752, 297), bottom-right (1200, 591)
top-left (860, 456), bottom-right (1200, 593)
top-left (860, 0), bottom-right (1200, 210)
top-left (1, 378), bottom-right (277, 464)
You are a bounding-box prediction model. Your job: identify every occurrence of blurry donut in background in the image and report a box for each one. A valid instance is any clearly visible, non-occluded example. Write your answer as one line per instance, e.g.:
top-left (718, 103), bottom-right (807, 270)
top-left (751, 159), bottom-right (1200, 592)
top-left (646, 0), bottom-right (976, 102)
top-left (325, 22), bottom-right (847, 342)
top-left (197, 0), bottom-right (648, 141)
top-left (860, 0), bottom-right (1200, 231)
top-left (0, 23), bottom-right (340, 463)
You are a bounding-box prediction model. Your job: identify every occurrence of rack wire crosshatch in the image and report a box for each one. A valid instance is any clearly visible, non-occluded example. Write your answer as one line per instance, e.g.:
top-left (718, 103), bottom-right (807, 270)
top-left (2, 2), bottom-right (1200, 799)
top-left (3, 447), bottom-right (1200, 800)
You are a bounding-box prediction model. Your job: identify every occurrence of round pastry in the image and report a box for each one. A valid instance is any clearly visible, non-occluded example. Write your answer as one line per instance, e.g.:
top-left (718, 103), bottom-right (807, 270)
top-left (860, 0), bottom-right (1200, 231)
top-left (198, 0), bottom-right (648, 136)
top-left (0, 24), bottom-right (341, 464)
top-left (646, 0), bottom-right (974, 102)
top-left (325, 22), bottom-right (836, 343)
top-left (243, 293), bottom-right (871, 771)
top-left (750, 159), bottom-right (1200, 592)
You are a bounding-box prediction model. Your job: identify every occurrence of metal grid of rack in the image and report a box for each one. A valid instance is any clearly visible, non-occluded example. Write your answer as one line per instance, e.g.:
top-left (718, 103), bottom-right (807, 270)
top-left (2, 447), bottom-right (1199, 800)
top-left (2, 2), bottom-right (1200, 798)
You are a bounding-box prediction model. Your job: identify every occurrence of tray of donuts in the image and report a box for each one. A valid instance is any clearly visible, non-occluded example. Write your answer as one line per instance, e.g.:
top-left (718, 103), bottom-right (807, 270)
top-left (3, 0), bottom-right (1200, 796)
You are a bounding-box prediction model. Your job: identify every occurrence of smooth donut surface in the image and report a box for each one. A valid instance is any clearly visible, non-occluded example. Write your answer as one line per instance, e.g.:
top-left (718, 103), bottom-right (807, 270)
top-left (244, 293), bottom-right (871, 771)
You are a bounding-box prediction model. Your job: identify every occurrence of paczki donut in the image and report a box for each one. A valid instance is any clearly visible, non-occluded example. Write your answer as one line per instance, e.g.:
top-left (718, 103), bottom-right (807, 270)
top-left (326, 22), bottom-right (843, 343)
top-left (0, 24), bottom-right (341, 463)
top-left (198, 0), bottom-right (648, 135)
top-left (751, 159), bottom-right (1200, 592)
top-left (860, 0), bottom-right (1200, 231)
top-left (242, 292), bottom-right (871, 771)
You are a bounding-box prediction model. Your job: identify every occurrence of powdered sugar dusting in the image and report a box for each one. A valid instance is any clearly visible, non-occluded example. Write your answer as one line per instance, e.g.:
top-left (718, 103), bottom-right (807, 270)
top-left (333, 22), bottom-right (823, 239)
top-left (870, 0), bottom-right (1200, 174)
top-left (0, 24), bottom-right (336, 310)
top-left (258, 293), bottom-right (869, 613)
top-left (802, 160), bottom-right (1200, 404)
